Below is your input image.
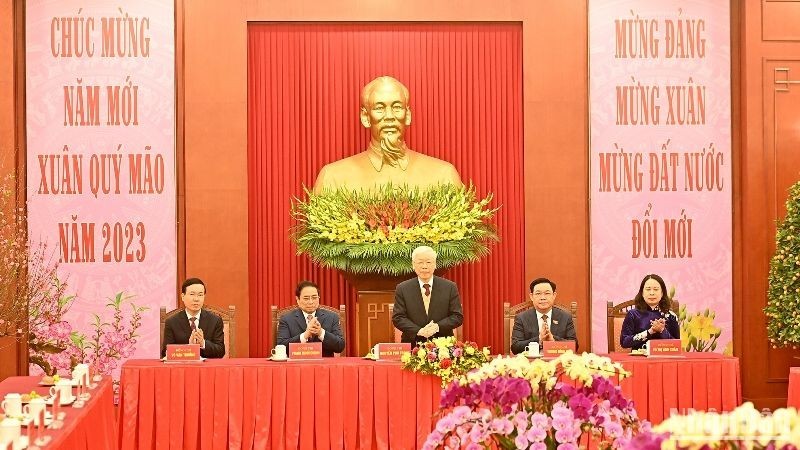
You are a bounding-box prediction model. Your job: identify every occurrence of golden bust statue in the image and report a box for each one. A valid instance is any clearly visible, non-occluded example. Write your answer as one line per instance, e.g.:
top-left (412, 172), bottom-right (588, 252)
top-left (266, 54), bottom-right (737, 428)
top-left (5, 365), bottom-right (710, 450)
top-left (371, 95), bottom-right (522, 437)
top-left (313, 76), bottom-right (462, 192)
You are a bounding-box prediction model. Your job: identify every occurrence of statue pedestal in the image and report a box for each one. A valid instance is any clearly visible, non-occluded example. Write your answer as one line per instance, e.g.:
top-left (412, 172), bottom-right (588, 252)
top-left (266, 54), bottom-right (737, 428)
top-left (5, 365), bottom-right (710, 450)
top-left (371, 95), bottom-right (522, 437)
top-left (342, 272), bottom-right (409, 356)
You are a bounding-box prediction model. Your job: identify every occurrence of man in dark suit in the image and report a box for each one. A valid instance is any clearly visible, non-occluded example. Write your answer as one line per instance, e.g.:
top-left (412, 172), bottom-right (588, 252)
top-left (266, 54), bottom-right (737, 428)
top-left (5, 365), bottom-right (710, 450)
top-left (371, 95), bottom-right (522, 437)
top-left (392, 246), bottom-right (464, 343)
top-left (511, 277), bottom-right (577, 354)
top-left (161, 277), bottom-right (226, 358)
top-left (277, 281), bottom-right (345, 357)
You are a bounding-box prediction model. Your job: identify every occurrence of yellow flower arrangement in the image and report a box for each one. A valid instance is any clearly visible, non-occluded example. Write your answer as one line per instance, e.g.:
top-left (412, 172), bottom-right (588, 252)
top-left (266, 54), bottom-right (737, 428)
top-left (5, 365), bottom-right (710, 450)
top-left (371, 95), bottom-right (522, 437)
top-left (677, 304), bottom-right (723, 352)
top-left (656, 402), bottom-right (800, 449)
top-left (291, 183), bottom-right (498, 275)
top-left (458, 352), bottom-right (629, 391)
top-left (401, 336), bottom-right (490, 387)
top-left (669, 286), bottom-right (724, 352)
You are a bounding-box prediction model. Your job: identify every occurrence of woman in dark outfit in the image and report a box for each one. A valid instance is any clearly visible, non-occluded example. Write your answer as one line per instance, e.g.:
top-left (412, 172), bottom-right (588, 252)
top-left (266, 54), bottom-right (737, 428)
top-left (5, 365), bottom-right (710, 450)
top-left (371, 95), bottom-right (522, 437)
top-left (620, 274), bottom-right (680, 350)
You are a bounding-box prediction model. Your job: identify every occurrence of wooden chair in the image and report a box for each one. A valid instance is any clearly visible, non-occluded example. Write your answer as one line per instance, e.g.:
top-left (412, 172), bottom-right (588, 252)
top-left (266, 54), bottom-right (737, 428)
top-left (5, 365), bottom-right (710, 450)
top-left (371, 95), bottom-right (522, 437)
top-left (502, 301), bottom-right (578, 354)
top-left (270, 304), bottom-right (347, 357)
top-left (160, 304), bottom-right (236, 358)
top-left (606, 299), bottom-right (680, 353)
top-left (387, 303), bottom-right (463, 343)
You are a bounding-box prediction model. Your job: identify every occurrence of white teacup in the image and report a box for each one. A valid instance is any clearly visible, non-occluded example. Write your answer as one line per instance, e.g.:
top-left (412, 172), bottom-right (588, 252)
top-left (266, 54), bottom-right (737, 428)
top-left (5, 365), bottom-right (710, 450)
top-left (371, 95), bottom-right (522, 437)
top-left (72, 363), bottom-right (89, 383)
top-left (271, 345), bottom-right (287, 360)
top-left (371, 344), bottom-right (380, 359)
top-left (49, 379), bottom-right (74, 403)
top-left (643, 341), bottom-right (650, 356)
top-left (1, 393), bottom-right (22, 417)
top-left (22, 397), bottom-right (46, 424)
top-left (527, 342), bottom-right (540, 356)
top-left (0, 417), bottom-right (21, 447)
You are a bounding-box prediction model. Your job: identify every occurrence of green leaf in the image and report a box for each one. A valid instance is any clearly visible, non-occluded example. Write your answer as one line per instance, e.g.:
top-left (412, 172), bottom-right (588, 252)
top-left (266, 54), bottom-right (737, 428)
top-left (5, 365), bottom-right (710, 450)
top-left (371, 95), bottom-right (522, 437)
top-left (291, 184), bottom-right (500, 275)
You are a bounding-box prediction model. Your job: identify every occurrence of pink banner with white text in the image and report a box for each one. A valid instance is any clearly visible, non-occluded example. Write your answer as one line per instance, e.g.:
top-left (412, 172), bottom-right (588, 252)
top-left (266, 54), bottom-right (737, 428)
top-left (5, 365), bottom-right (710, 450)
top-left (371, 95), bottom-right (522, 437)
top-left (26, 0), bottom-right (175, 378)
top-left (589, 0), bottom-right (731, 353)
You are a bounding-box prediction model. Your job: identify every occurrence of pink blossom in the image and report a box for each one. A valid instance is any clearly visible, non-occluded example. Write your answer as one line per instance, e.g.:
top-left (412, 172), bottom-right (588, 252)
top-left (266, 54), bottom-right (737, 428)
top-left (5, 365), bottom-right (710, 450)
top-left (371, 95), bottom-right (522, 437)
top-left (489, 417), bottom-right (513, 434)
top-left (603, 420), bottom-right (623, 438)
top-left (525, 426), bottom-right (547, 442)
top-left (512, 410), bottom-right (529, 429)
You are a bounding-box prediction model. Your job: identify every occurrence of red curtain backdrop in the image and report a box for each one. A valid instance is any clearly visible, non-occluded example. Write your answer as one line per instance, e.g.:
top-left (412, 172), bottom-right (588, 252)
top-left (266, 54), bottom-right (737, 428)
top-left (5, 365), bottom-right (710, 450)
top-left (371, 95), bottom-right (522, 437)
top-left (247, 23), bottom-right (524, 357)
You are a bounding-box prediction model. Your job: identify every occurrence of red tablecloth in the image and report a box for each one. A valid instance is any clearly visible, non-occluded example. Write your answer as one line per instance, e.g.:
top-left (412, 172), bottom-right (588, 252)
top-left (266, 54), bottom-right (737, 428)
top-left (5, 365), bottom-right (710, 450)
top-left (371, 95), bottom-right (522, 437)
top-left (119, 358), bottom-right (441, 450)
top-left (788, 367), bottom-right (800, 409)
top-left (118, 354), bottom-right (741, 450)
top-left (0, 376), bottom-right (116, 450)
top-left (610, 353), bottom-right (742, 424)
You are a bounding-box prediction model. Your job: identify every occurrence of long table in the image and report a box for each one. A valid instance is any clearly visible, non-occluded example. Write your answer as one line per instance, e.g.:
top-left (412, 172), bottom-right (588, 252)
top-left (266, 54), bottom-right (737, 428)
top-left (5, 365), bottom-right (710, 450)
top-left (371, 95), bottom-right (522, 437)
top-left (611, 353), bottom-right (741, 424)
top-left (119, 358), bottom-right (440, 450)
top-left (119, 354), bottom-right (741, 450)
top-left (0, 376), bottom-right (116, 450)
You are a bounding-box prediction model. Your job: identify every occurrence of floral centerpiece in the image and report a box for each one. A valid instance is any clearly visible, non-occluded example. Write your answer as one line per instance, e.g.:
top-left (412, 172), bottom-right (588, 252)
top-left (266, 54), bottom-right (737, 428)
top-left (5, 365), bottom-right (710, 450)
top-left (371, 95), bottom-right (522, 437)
top-left (424, 352), bottom-right (654, 449)
top-left (401, 336), bottom-right (491, 387)
top-left (291, 183), bottom-right (498, 275)
top-left (651, 402), bottom-right (800, 449)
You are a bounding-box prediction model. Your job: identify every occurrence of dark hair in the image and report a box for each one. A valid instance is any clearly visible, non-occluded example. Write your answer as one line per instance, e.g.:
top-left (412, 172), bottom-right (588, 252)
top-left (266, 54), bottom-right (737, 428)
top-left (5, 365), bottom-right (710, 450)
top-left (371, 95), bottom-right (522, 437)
top-left (529, 277), bottom-right (556, 293)
top-left (295, 280), bottom-right (320, 298)
top-left (633, 274), bottom-right (671, 312)
top-left (181, 277), bottom-right (206, 294)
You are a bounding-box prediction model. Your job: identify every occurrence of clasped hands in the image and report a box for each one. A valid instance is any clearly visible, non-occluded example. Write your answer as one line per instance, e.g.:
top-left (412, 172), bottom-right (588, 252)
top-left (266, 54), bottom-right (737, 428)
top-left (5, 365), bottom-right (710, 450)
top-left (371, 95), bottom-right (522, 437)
top-left (539, 324), bottom-right (554, 342)
top-left (304, 317), bottom-right (323, 340)
top-left (416, 321), bottom-right (440, 339)
top-left (648, 318), bottom-right (666, 334)
top-left (190, 328), bottom-right (204, 346)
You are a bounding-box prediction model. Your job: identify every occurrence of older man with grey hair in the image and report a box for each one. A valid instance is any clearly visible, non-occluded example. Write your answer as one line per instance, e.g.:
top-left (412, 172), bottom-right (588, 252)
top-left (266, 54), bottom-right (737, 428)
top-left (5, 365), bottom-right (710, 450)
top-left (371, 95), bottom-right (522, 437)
top-left (392, 246), bottom-right (464, 343)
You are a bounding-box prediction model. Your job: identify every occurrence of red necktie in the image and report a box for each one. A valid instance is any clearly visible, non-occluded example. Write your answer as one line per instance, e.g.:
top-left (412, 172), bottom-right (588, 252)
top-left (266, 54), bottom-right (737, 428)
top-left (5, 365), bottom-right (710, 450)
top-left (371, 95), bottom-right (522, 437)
top-left (190, 316), bottom-right (197, 331)
top-left (423, 283), bottom-right (431, 296)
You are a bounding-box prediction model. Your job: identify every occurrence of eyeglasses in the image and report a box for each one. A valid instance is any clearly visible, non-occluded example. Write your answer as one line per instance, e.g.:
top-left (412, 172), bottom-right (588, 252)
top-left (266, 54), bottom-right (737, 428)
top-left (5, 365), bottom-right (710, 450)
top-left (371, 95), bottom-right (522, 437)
top-left (300, 295), bottom-right (320, 301)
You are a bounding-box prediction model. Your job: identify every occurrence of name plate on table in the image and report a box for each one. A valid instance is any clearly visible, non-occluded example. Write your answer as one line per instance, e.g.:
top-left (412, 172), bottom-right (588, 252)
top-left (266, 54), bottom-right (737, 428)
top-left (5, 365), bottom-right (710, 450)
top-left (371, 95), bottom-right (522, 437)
top-left (376, 343), bottom-right (411, 360)
top-left (166, 344), bottom-right (201, 361)
top-left (542, 340), bottom-right (576, 357)
top-left (289, 342), bottom-right (323, 359)
top-left (648, 339), bottom-right (683, 357)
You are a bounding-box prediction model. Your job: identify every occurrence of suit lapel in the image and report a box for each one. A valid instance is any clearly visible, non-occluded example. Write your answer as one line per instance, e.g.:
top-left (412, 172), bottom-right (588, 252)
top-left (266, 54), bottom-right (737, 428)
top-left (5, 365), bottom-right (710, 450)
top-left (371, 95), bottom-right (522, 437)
top-left (294, 310), bottom-right (307, 332)
top-left (198, 310), bottom-right (209, 333)
top-left (179, 311), bottom-right (192, 340)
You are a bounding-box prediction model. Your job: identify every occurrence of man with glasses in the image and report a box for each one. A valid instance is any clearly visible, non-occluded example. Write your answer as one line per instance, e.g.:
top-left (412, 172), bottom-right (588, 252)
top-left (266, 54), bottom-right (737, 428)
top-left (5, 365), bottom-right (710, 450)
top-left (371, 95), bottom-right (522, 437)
top-left (161, 277), bottom-right (226, 358)
top-left (510, 277), bottom-right (577, 354)
top-left (277, 280), bottom-right (345, 357)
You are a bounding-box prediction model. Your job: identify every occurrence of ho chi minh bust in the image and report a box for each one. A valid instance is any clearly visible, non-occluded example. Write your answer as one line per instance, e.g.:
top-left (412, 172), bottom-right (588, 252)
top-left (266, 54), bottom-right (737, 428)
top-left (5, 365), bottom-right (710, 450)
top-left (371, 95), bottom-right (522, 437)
top-left (312, 76), bottom-right (462, 193)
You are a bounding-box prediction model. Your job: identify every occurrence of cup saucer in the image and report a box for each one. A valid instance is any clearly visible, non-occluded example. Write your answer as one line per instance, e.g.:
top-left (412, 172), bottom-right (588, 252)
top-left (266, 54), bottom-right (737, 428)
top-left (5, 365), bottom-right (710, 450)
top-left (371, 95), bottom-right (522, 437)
top-left (269, 356), bottom-right (288, 361)
top-left (525, 352), bottom-right (542, 359)
top-left (45, 395), bottom-right (75, 406)
top-left (20, 412), bottom-right (54, 427)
